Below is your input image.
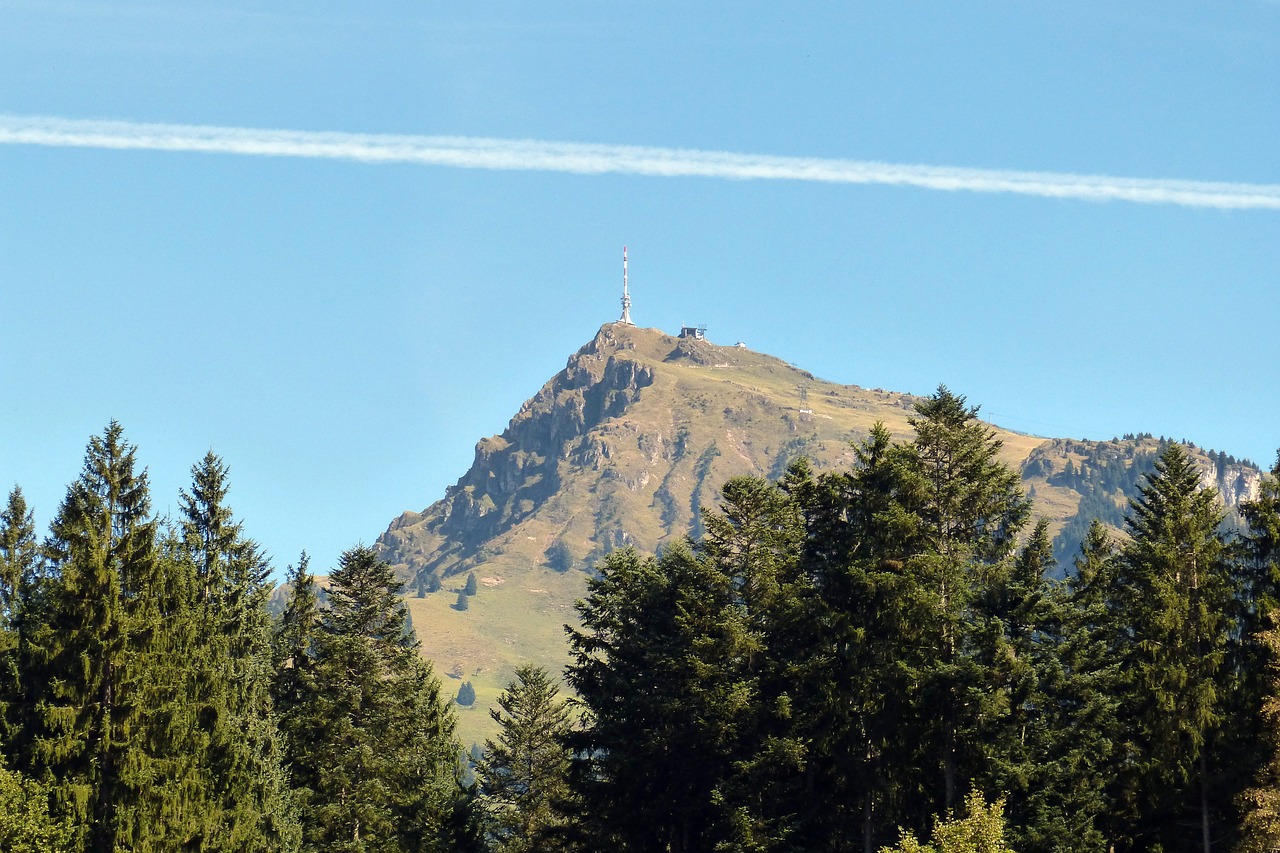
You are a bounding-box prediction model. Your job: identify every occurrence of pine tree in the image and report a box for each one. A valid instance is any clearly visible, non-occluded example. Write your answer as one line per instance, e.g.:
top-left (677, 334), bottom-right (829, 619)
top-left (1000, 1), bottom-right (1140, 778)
top-left (0, 486), bottom-right (37, 745)
top-left (1112, 443), bottom-right (1233, 852)
top-left (12, 422), bottom-right (202, 850)
top-left (904, 388), bottom-right (1030, 814)
top-left (464, 572), bottom-right (478, 596)
top-left (476, 665), bottom-right (574, 852)
top-left (565, 544), bottom-right (751, 851)
top-left (279, 545), bottom-right (465, 853)
top-left (177, 453), bottom-right (300, 852)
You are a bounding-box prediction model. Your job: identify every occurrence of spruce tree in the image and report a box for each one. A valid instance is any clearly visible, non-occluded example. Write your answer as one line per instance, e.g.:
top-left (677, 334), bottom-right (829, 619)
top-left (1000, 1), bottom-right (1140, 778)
top-left (273, 553), bottom-right (323, 821)
top-left (279, 545), bottom-right (465, 853)
top-left (15, 423), bottom-right (155, 848)
top-left (1234, 452), bottom-right (1280, 850)
top-left (477, 665), bottom-right (574, 852)
top-left (904, 387), bottom-right (1029, 814)
top-left (0, 486), bottom-right (36, 745)
top-left (13, 422), bottom-right (200, 850)
top-left (699, 474), bottom-right (809, 849)
top-left (177, 453), bottom-right (300, 852)
top-left (1022, 520), bottom-right (1122, 852)
top-left (1239, 611), bottom-right (1280, 852)
top-left (1112, 443), bottom-right (1233, 852)
top-left (972, 519), bottom-right (1055, 831)
top-left (565, 544), bottom-right (751, 851)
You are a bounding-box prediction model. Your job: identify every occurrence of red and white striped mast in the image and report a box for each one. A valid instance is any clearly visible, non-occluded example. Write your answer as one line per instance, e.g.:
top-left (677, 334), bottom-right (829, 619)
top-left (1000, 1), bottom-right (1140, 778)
top-left (618, 246), bottom-right (634, 325)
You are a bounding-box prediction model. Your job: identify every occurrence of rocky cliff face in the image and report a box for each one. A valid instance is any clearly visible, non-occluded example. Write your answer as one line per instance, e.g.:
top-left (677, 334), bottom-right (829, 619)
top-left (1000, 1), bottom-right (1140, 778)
top-left (379, 325), bottom-right (1264, 590)
top-left (379, 326), bottom-right (657, 580)
top-left (377, 323), bottom-right (1003, 587)
top-left (381, 324), bottom-right (1271, 747)
top-left (1018, 436), bottom-right (1262, 570)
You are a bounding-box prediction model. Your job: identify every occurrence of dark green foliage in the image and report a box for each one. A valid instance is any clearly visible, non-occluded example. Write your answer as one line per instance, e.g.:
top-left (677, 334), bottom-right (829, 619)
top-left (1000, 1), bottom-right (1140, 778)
top-left (176, 452), bottom-right (300, 852)
top-left (566, 544), bottom-right (753, 850)
top-left (1108, 444), bottom-right (1235, 851)
top-left (457, 681), bottom-right (477, 707)
top-left (1, 425), bottom-right (478, 853)
top-left (6, 427), bottom-right (303, 852)
top-left (11, 422), bottom-right (172, 850)
top-left (477, 665), bottom-right (574, 852)
top-left (275, 544), bottom-right (467, 853)
top-left (1240, 608), bottom-right (1280, 852)
top-left (562, 388), bottom-right (1280, 852)
top-left (902, 387), bottom-right (1030, 815)
top-left (0, 486), bottom-right (36, 744)
top-left (456, 588), bottom-right (471, 611)
top-left (565, 388), bottom-right (1043, 852)
top-left (465, 571), bottom-right (479, 595)
top-left (1230, 453), bottom-right (1280, 850)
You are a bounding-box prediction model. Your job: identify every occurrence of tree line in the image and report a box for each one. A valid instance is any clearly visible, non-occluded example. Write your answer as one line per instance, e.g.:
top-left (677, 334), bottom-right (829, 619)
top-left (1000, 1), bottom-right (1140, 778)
top-left (481, 388), bottom-right (1280, 852)
top-left (6, 388), bottom-right (1280, 852)
top-left (0, 423), bottom-right (476, 852)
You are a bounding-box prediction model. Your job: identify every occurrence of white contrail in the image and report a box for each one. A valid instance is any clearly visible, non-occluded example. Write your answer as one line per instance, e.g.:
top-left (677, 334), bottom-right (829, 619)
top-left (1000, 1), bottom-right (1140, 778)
top-left (1, 113), bottom-right (1277, 210)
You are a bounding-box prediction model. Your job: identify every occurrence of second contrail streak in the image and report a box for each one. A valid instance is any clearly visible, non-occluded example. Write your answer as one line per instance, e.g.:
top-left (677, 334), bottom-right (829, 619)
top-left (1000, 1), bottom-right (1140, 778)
top-left (1, 114), bottom-right (1277, 210)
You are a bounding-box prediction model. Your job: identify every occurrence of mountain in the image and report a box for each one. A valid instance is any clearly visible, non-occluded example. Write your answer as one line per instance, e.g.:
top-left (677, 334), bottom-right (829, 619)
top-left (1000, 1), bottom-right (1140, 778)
top-left (377, 323), bottom-right (1261, 744)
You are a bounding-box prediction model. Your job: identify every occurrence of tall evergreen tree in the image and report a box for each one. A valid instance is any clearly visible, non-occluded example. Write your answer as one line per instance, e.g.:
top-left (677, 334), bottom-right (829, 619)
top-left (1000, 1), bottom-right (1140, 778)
top-left (1022, 520), bottom-right (1123, 852)
top-left (12, 422), bottom-right (203, 851)
top-left (565, 544), bottom-right (753, 851)
top-left (278, 545), bottom-right (465, 853)
top-left (176, 453), bottom-right (300, 852)
top-left (780, 430), bottom-right (925, 851)
top-left (1235, 452), bottom-right (1280, 851)
top-left (15, 423), bottom-right (153, 848)
top-left (903, 387), bottom-right (1029, 814)
top-left (476, 665), bottom-right (575, 852)
top-left (0, 486), bottom-right (37, 744)
top-left (1111, 443), bottom-right (1234, 852)
top-left (273, 552), bottom-right (323, 822)
top-left (1239, 611), bottom-right (1280, 852)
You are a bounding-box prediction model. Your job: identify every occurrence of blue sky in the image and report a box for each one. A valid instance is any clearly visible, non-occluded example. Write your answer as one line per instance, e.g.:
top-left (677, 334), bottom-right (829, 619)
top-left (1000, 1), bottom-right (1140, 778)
top-left (2, 1), bottom-right (1277, 573)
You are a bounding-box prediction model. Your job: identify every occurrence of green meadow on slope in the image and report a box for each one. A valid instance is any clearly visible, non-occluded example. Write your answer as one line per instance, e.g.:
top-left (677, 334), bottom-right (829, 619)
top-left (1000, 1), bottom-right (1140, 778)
top-left (380, 324), bottom-right (1260, 745)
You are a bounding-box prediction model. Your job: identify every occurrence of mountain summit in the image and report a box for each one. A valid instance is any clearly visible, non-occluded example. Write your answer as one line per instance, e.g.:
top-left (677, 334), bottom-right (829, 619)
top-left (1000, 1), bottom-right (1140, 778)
top-left (378, 322), bottom-right (1044, 586)
top-left (377, 323), bottom-right (1261, 744)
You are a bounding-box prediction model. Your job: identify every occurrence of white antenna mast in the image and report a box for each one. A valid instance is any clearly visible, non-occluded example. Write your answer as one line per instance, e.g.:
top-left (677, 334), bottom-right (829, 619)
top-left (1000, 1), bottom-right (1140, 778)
top-left (618, 245), bottom-right (634, 325)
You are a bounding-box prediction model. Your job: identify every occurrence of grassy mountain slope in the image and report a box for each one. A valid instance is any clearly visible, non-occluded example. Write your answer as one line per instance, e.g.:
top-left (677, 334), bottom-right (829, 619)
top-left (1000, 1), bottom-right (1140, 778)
top-left (378, 324), bottom-right (1260, 744)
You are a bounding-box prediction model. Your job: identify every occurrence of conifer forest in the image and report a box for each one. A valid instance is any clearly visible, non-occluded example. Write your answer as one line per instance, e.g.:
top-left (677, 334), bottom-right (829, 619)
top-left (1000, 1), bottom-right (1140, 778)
top-left (5, 387), bottom-right (1280, 852)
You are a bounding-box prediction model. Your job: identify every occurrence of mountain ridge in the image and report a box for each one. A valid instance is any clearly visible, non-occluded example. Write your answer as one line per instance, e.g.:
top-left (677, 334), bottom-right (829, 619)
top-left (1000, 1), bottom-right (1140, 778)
top-left (376, 323), bottom-right (1261, 745)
